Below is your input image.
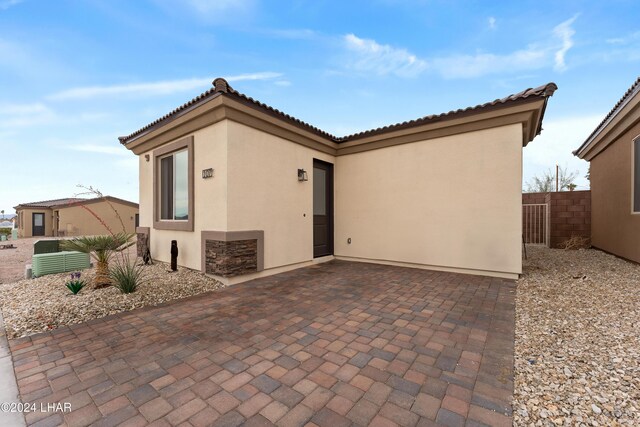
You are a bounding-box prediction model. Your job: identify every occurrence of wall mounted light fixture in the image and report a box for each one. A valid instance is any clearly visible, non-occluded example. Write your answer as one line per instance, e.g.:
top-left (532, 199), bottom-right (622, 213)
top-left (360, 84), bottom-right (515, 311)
top-left (297, 169), bottom-right (308, 182)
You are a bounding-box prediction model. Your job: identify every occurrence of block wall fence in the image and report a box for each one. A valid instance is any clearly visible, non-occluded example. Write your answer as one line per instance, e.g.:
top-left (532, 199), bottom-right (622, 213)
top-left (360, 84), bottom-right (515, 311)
top-left (522, 190), bottom-right (591, 248)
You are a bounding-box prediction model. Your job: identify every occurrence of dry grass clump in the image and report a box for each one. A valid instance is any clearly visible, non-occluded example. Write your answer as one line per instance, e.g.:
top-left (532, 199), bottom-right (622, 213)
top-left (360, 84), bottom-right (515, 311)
top-left (560, 235), bottom-right (591, 250)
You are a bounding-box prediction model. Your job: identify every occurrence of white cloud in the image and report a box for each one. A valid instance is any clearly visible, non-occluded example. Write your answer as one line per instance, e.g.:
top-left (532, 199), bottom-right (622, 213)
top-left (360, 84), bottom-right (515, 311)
top-left (153, 0), bottom-right (256, 22)
top-left (66, 144), bottom-right (130, 156)
top-left (432, 47), bottom-right (546, 79)
top-left (184, 0), bottom-right (254, 15)
top-left (264, 28), bottom-right (317, 40)
top-left (0, 103), bottom-right (55, 128)
top-left (47, 72), bottom-right (283, 101)
top-left (226, 72), bottom-right (283, 82)
top-left (0, 0), bottom-right (22, 10)
top-left (553, 15), bottom-right (578, 72)
top-left (341, 16), bottom-right (578, 79)
top-left (342, 34), bottom-right (428, 77)
top-left (523, 114), bottom-right (603, 191)
top-left (0, 102), bottom-right (48, 115)
top-left (488, 17), bottom-right (497, 30)
top-left (606, 31), bottom-right (640, 45)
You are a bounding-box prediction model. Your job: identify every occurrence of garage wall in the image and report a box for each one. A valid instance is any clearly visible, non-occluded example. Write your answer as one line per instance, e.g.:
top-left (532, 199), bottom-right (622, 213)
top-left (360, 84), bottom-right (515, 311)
top-left (57, 201), bottom-right (138, 236)
top-left (335, 124), bottom-right (524, 278)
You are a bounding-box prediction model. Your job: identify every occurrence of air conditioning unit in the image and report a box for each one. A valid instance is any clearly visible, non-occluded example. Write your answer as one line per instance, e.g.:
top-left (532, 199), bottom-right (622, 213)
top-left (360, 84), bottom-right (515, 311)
top-left (32, 251), bottom-right (90, 277)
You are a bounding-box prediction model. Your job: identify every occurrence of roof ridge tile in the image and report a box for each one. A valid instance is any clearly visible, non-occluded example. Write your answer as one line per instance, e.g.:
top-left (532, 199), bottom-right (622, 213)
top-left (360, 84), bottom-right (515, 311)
top-left (119, 79), bottom-right (557, 145)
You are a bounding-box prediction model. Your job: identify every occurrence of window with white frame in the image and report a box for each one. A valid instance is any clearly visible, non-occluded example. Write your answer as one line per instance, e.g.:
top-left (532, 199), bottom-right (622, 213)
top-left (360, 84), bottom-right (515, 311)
top-left (634, 138), bottom-right (640, 213)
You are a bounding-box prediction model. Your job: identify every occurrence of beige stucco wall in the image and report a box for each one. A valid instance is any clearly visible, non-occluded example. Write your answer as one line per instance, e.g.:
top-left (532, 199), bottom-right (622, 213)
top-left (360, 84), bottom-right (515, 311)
top-left (57, 201), bottom-right (138, 237)
top-left (138, 119), bottom-right (524, 279)
top-left (139, 121), bottom-right (228, 268)
top-left (226, 120), bottom-right (335, 270)
top-left (16, 208), bottom-right (53, 238)
top-left (590, 120), bottom-right (640, 263)
top-left (335, 124), bottom-right (524, 277)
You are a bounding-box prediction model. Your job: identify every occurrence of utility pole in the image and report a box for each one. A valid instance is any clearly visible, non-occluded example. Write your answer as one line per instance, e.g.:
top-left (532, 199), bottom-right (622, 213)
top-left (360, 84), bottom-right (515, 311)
top-left (556, 163), bottom-right (559, 192)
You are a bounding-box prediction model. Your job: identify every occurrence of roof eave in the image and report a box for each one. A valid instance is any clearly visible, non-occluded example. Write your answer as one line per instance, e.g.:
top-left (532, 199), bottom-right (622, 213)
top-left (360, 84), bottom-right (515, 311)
top-left (574, 77), bottom-right (640, 159)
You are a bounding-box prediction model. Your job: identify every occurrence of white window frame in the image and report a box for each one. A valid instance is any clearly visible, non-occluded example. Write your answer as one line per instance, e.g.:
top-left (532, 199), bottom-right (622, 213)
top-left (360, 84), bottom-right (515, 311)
top-left (633, 135), bottom-right (640, 214)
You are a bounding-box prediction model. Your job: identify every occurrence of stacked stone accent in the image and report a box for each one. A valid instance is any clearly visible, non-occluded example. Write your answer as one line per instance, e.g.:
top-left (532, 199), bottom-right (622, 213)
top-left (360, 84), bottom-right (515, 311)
top-left (205, 239), bottom-right (258, 277)
top-left (136, 229), bottom-right (150, 257)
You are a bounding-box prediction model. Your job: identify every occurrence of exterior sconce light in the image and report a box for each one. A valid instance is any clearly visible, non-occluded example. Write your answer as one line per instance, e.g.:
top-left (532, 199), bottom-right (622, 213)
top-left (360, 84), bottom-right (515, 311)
top-left (297, 169), bottom-right (308, 182)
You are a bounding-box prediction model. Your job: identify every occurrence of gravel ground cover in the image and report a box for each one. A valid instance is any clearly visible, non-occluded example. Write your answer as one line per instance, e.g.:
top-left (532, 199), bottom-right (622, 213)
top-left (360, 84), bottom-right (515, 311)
top-left (0, 236), bottom-right (56, 284)
top-left (0, 260), bottom-right (224, 338)
top-left (514, 246), bottom-right (639, 426)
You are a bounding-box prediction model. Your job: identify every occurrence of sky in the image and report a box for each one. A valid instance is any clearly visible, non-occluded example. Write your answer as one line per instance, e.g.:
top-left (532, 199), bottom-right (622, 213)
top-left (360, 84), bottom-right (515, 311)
top-left (1, 0), bottom-right (639, 214)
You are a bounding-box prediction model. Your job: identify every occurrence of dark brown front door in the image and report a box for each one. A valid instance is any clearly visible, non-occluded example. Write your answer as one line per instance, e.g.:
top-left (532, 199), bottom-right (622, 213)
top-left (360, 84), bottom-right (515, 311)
top-left (32, 212), bottom-right (45, 236)
top-left (313, 159), bottom-right (333, 257)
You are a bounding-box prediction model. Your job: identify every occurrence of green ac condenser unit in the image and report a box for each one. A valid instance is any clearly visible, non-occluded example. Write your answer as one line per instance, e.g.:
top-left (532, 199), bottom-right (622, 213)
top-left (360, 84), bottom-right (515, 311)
top-left (32, 251), bottom-right (90, 277)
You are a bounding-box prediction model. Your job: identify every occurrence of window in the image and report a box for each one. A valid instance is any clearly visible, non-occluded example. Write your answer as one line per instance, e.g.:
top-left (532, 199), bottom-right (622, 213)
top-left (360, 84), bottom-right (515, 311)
top-left (634, 138), bottom-right (640, 213)
top-left (160, 149), bottom-right (189, 220)
top-left (153, 136), bottom-right (194, 231)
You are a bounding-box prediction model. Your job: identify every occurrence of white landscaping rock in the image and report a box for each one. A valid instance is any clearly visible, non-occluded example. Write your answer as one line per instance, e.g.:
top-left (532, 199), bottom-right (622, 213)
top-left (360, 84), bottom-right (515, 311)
top-left (513, 246), bottom-right (640, 427)
top-left (0, 259), bottom-right (224, 339)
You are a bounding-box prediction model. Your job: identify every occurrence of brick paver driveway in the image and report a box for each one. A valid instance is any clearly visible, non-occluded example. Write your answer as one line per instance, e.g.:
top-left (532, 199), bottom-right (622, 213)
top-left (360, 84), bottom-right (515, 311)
top-left (9, 261), bottom-right (515, 427)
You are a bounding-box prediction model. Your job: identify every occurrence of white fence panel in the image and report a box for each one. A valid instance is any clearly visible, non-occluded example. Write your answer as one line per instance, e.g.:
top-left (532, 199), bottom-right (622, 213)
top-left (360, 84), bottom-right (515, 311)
top-left (523, 203), bottom-right (549, 246)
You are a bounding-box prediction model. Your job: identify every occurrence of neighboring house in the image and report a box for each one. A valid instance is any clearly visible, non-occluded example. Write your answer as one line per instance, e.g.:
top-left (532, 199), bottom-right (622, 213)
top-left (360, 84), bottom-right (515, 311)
top-left (120, 78), bottom-right (556, 283)
top-left (14, 197), bottom-right (139, 238)
top-left (574, 76), bottom-right (640, 263)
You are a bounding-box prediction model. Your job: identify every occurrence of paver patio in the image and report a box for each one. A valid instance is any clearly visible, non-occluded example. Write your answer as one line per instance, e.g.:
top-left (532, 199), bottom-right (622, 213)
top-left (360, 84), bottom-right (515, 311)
top-left (8, 260), bottom-right (515, 427)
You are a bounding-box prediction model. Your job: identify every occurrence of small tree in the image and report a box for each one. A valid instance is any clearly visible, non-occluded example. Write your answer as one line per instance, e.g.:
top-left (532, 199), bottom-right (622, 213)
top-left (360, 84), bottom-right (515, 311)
top-left (526, 166), bottom-right (578, 192)
top-left (60, 185), bottom-right (134, 288)
top-left (61, 233), bottom-right (134, 287)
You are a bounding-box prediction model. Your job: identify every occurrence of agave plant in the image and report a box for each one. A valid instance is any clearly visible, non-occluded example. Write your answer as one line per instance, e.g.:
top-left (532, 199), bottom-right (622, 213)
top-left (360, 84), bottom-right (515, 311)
top-left (61, 233), bottom-right (135, 288)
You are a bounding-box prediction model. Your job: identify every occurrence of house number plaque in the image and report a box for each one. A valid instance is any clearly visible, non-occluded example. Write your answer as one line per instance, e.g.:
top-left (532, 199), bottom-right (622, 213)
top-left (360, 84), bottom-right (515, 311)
top-left (202, 168), bottom-right (214, 179)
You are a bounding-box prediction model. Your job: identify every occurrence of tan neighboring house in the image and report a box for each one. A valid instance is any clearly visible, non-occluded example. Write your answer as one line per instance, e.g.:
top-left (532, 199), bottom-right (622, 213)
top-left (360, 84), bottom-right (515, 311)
top-left (14, 197), bottom-right (139, 238)
top-left (120, 78), bottom-right (556, 283)
top-left (574, 76), bottom-right (640, 263)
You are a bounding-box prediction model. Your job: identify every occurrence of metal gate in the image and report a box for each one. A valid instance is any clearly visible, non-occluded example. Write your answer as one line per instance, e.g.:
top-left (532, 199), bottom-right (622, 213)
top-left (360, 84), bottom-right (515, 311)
top-left (523, 203), bottom-right (549, 246)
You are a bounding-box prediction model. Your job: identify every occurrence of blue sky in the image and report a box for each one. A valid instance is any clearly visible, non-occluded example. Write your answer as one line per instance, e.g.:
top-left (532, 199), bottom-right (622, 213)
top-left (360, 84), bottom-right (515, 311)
top-left (1, 0), bottom-right (639, 213)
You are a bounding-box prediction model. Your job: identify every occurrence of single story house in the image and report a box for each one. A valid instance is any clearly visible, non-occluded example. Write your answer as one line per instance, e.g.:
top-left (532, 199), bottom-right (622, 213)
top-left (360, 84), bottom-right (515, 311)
top-left (574, 76), bottom-right (640, 263)
top-left (120, 78), bottom-right (556, 283)
top-left (14, 196), bottom-right (139, 238)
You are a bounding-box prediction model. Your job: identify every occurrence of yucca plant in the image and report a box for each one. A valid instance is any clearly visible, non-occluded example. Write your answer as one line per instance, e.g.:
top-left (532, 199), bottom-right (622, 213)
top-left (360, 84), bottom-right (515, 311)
top-left (61, 232), bottom-right (135, 288)
top-left (109, 256), bottom-right (145, 294)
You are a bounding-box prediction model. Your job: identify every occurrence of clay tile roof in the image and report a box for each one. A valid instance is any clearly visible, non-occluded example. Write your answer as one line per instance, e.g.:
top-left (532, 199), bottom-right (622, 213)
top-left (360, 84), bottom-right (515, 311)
top-left (14, 196), bottom-right (138, 210)
top-left (574, 76), bottom-right (640, 157)
top-left (339, 83), bottom-right (558, 141)
top-left (14, 198), bottom-right (86, 210)
top-left (119, 78), bottom-right (557, 145)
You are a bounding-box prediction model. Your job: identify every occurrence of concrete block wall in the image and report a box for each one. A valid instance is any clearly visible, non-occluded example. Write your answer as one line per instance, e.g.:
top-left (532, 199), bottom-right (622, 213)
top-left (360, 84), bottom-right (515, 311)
top-left (522, 191), bottom-right (591, 248)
